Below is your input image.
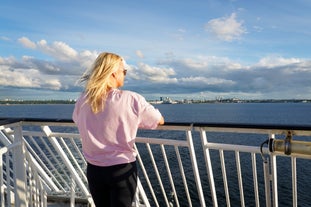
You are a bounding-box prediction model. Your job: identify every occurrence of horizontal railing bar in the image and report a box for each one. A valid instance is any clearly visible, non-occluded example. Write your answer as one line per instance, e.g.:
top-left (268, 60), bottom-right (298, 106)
top-left (136, 137), bottom-right (189, 147)
top-left (2, 118), bottom-right (311, 133)
top-left (206, 142), bottom-right (311, 159)
top-left (49, 132), bottom-right (80, 138)
top-left (195, 127), bottom-right (311, 136)
top-left (0, 142), bottom-right (21, 155)
top-left (272, 140), bottom-right (311, 156)
top-left (205, 143), bottom-right (264, 153)
top-left (196, 126), bottom-right (286, 135)
top-left (193, 122), bottom-right (311, 131)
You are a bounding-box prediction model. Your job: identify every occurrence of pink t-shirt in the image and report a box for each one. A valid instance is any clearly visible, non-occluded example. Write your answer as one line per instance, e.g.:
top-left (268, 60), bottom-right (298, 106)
top-left (72, 89), bottom-right (162, 166)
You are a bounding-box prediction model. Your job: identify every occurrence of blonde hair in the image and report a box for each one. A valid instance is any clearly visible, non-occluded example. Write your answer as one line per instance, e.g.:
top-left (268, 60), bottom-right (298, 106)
top-left (80, 52), bottom-right (123, 113)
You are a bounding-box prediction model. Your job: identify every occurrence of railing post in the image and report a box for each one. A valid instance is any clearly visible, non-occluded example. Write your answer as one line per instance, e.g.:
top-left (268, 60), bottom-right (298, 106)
top-left (186, 129), bottom-right (206, 207)
top-left (41, 126), bottom-right (91, 198)
top-left (263, 157), bottom-right (271, 207)
top-left (199, 129), bottom-right (218, 207)
top-left (70, 176), bottom-right (76, 207)
top-left (13, 123), bottom-right (27, 207)
top-left (0, 147), bottom-right (7, 207)
top-left (269, 133), bottom-right (278, 207)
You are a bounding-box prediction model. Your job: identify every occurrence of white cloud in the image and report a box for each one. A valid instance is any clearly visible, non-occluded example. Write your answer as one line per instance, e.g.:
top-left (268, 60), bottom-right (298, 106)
top-left (0, 64), bottom-right (64, 90)
top-left (181, 56), bottom-right (243, 71)
top-left (15, 37), bottom-right (99, 77)
top-left (182, 58), bottom-right (208, 69)
top-left (18, 37), bottom-right (36, 49)
top-left (78, 50), bottom-right (98, 69)
top-left (44, 79), bottom-right (62, 90)
top-left (18, 38), bottom-right (88, 63)
top-left (37, 40), bottom-right (78, 62)
top-left (0, 66), bottom-right (41, 88)
top-left (130, 62), bottom-right (177, 83)
top-left (205, 13), bottom-right (246, 41)
top-left (256, 56), bottom-right (301, 68)
top-left (180, 76), bottom-right (235, 86)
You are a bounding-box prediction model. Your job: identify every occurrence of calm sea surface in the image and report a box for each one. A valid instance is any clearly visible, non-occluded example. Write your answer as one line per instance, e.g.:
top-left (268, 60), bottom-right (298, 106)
top-left (1, 103), bottom-right (311, 206)
top-left (1, 102), bottom-right (311, 125)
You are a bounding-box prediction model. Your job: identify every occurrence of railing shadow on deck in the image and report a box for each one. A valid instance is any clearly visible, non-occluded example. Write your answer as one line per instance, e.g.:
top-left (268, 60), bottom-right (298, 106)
top-left (1, 118), bottom-right (311, 207)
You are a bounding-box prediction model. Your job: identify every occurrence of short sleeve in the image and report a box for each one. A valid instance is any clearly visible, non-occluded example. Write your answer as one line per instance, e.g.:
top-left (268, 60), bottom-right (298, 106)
top-left (134, 94), bottom-right (162, 129)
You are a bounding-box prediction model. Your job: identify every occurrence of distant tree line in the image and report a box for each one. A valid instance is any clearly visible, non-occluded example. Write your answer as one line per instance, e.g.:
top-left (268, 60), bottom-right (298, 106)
top-left (0, 100), bottom-right (76, 104)
top-left (1, 99), bottom-right (310, 105)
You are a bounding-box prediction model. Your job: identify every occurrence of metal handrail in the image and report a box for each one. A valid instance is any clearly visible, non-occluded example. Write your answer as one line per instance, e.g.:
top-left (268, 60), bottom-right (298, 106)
top-left (1, 118), bottom-right (311, 207)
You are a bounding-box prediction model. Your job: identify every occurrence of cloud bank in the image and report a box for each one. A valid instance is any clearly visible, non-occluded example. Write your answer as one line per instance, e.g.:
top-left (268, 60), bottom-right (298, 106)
top-left (1, 36), bottom-right (311, 100)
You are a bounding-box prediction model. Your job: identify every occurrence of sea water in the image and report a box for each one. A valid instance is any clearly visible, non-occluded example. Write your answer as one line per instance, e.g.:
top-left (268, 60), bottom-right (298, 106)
top-left (1, 102), bottom-right (311, 125)
top-left (1, 103), bottom-right (311, 206)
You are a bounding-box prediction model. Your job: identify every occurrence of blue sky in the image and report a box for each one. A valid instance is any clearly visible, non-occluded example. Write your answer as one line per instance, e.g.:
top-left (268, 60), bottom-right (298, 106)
top-left (1, 0), bottom-right (311, 100)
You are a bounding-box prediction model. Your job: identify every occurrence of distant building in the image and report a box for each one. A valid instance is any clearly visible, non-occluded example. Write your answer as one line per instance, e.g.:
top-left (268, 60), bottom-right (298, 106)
top-left (160, 97), bottom-right (177, 104)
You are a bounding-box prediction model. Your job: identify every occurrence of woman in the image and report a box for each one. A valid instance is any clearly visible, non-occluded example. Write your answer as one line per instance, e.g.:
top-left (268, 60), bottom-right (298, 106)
top-left (72, 52), bottom-right (164, 207)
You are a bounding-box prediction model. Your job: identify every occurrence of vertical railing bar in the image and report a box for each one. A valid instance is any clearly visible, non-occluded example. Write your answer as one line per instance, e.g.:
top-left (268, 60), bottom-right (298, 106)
top-left (24, 147), bottom-right (48, 207)
top-left (146, 143), bottom-right (170, 206)
top-left (31, 165), bottom-right (36, 207)
top-left (28, 161), bottom-right (34, 207)
top-left (219, 149), bottom-right (230, 207)
top-left (32, 167), bottom-right (36, 207)
top-left (55, 137), bottom-right (78, 184)
top-left (235, 151), bottom-right (245, 207)
top-left (200, 129), bottom-right (217, 207)
top-left (37, 171), bottom-right (44, 207)
top-left (175, 146), bottom-right (192, 207)
top-left (24, 149), bottom-right (29, 206)
top-left (13, 124), bottom-right (27, 207)
top-left (251, 152), bottom-right (260, 207)
top-left (29, 134), bottom-right (68, 189)
top-left (135, 178), bottom-right (151, 207)
top-left (271, 154), bottom-right (278, 207)
top-left (187, 129), bottom-right (206, 207)
top-left (263, 157), bottom-right (271, 207)
top-left (35, 166), bottom-right (41, 207)
top-left (38, 135), bottom-right (72, 189)
top-left (41, 126), bottom-right (90, 197)
top-left (69, 137), bottom-right (87, 167)
top-left (8, 152), bottom-right (15, 192)
top-left (6, 152), bottom-right (11, 207)
top-left (134, 144), bottom-right (159, 207)
top-left (292, 157), bottom-right (297, 207)
top-left (4, 149), bottom-right (17, 205)
top-left (269, 133), bottom-right (278, 207)
top-left (0, 149), bottom-right (6, 207)
top-left (70, 176), bottom-right (76, 207)
top-left (40, 181), bottom-right (45, 207)
top-left (24, 135), bottom-right (63, 191)
top-left (24, 147), bottom-right (35, 206)
top-left (59, 137), bottom-right (87, 182)
top-left (160, 144), bottom-right (180, 207)
top-left (35, 177), bottom-right (39, 207)
top-left (42, 183), bottom-right (47, 207)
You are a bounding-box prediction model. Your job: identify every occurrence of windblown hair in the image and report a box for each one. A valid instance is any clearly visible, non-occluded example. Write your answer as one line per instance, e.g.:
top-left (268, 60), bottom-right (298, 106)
top-left (80, 52), bottom-right (122, 113)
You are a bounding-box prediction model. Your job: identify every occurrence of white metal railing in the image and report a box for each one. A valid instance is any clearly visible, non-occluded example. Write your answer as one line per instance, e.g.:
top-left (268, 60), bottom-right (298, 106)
top-left (0, 123), bottom-right (47, 207)
top-left (1, 119), bottom-right (311, 206)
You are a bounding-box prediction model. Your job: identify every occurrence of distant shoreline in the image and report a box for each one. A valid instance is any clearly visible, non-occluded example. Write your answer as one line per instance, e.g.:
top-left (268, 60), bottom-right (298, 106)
top-left (1, 99), bottom-right (310, 105)
top-left (0, 100), bottom-right (76, 105)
